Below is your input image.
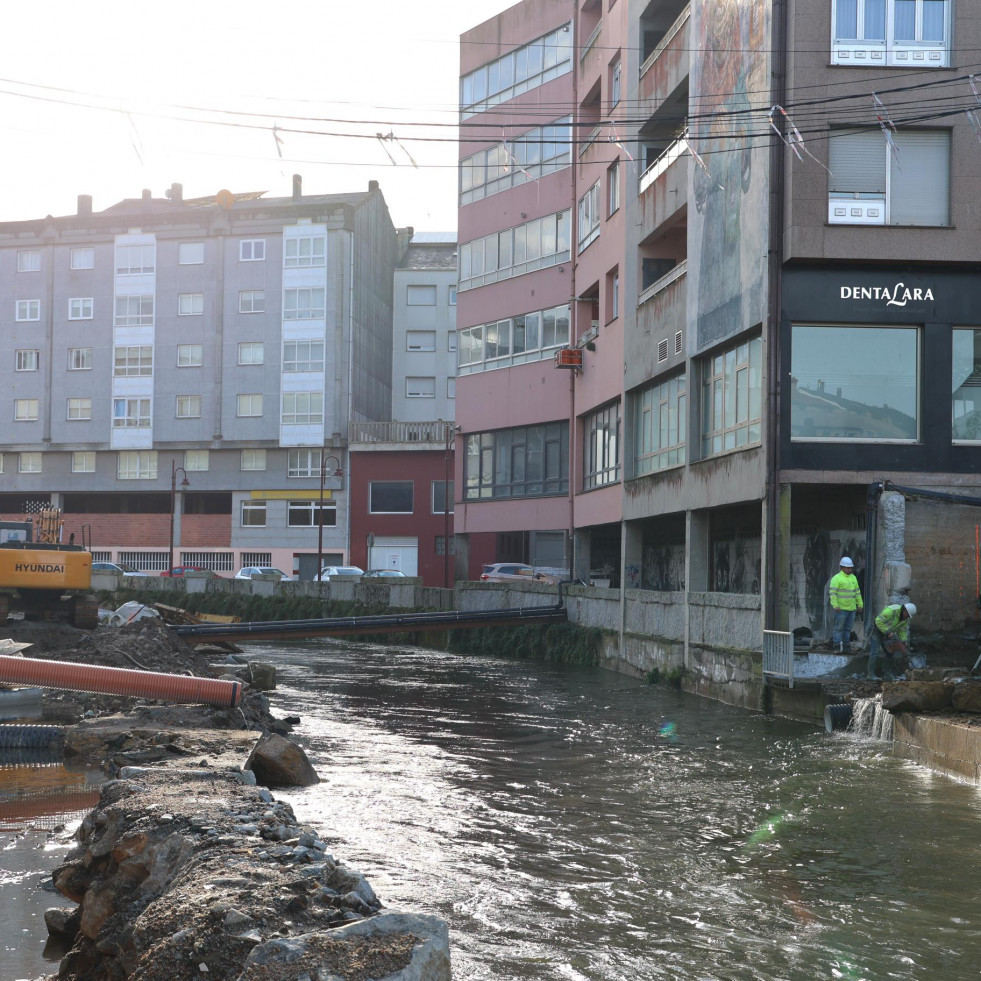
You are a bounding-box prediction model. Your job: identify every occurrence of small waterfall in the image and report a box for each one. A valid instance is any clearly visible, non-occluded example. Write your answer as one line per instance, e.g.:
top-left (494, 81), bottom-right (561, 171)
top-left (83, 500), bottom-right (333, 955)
top-left (848, 695), bottom-right (894, 742)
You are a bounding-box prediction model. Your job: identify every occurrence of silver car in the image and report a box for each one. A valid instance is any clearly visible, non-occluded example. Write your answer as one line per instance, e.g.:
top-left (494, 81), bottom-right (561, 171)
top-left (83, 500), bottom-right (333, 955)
top-left (234, 566), bottom-right (293, 581)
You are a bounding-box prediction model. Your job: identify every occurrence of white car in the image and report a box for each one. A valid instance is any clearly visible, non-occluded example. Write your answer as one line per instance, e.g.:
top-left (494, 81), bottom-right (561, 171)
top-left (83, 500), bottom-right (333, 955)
top-left (91, 561), bottom-right (151, 578)
top-left (234, 566), bottom-right (293, 581)
top-left (315, 565), bottom-right (364, 581)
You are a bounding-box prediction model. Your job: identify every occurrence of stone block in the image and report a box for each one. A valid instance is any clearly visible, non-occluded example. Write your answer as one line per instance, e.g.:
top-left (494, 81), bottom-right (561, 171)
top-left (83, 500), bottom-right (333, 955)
top-left (952, 680), bottom-right (981, 713)
top-left (881, 681), bottom-right (954, 713)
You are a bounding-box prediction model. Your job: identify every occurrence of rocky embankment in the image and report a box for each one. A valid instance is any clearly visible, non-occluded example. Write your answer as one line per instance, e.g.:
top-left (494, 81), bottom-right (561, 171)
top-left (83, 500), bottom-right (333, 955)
top-left (1, 618), bottom-right (450, 981)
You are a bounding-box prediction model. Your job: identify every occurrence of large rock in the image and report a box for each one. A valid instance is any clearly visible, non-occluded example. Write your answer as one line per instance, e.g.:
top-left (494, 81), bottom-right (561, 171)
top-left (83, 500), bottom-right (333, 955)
top-left (881, 681), bottom-right (954, 714)
top-left (245, 733), bottom-right (320, 788)
top-left (952, 680), bottom-right (981, 713)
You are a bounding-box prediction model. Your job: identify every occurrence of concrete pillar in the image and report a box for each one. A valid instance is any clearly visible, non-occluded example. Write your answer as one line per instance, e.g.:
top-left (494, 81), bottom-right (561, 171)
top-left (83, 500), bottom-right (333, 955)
top-left (622, 520), bottom-right (643, 590)
top-left (573, 528), bottom-right (591, 582)
top-left (775, 484), bottom-right (792, 631)
top-left (878, 491), bottom-right (912, 608)
top-left (453, 533), bottom-right (471, 583)
top-left (687, 510), bottom-right (710, 592)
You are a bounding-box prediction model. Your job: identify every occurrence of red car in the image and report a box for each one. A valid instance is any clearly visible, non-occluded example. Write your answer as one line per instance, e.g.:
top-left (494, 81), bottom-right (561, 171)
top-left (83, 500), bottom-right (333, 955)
top-left (159, 566), bottom-right (221, 578)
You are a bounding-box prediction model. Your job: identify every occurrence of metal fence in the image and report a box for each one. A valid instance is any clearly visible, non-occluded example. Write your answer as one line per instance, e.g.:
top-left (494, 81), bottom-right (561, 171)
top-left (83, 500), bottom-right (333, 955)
top-left (762, 629), bottom-right (795, 688)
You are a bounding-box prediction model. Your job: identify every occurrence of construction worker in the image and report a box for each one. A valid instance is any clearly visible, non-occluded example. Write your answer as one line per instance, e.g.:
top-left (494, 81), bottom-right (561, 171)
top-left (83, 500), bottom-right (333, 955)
top-left (829, 556), bottom-right (863, 653)
top-left (868, 602), bottom-right (916, 681)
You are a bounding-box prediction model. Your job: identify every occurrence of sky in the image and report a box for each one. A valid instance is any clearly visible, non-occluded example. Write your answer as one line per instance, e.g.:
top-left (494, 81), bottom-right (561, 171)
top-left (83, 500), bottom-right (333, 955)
top-left (3, 0), bottom-right (518, 232)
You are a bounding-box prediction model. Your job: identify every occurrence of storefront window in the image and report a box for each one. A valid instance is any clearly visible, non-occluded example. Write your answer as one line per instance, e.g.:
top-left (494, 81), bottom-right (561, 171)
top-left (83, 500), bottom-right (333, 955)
top-left (790, 325), bottom-right (918, 440)
top-left (952, 328), bottom-right (981, 441)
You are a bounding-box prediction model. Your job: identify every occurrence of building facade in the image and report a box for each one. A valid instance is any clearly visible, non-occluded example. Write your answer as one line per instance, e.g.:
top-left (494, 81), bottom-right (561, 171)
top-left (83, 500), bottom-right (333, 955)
top-left (0, 178), bottom-right (403, 579)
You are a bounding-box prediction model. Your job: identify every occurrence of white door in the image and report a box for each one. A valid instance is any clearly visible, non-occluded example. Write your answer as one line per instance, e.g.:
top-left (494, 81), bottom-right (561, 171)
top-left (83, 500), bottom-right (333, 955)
top-left (368, 536), bottom-right (418, 575)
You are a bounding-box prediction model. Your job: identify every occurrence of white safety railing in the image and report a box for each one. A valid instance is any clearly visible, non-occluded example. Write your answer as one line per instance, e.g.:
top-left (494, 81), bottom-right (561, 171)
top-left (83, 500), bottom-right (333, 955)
top-left (763, 629), bottom-right (795, 688)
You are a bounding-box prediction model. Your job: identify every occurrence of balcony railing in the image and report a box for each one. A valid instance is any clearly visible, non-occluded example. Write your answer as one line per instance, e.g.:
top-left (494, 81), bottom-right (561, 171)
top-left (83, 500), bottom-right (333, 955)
top-left (580, 21), bottom-right (602, 63)
top-left (579, 122), bottom-right (602, 158)
top-left (640, 5), bottom-right (691, 80)
top-left (349, 420), bottom-right (453, 444)
top-left (638, 259), bottom-right (687, 306)
top-left (639, 137), bottom-right (687, 194)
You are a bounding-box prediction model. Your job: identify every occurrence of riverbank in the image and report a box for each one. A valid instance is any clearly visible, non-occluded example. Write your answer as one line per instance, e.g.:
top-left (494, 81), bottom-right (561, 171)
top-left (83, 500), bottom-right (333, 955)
top-left (0, 618), bottom-right (450, 981)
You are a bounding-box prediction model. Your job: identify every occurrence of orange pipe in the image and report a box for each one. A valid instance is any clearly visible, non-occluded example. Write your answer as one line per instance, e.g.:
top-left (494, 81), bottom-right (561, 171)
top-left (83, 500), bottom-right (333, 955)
top-left (0, 655), bottom-right (241, 708)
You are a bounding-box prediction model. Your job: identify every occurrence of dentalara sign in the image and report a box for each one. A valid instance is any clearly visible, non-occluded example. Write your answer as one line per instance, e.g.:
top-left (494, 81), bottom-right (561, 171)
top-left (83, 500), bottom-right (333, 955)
top-left (839, 282), bottom-right (935, 307)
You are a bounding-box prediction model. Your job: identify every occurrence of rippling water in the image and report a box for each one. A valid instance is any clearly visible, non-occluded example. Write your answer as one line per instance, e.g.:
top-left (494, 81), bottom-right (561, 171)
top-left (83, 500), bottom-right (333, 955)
top-left (242, 639), bottom-right (981, 981)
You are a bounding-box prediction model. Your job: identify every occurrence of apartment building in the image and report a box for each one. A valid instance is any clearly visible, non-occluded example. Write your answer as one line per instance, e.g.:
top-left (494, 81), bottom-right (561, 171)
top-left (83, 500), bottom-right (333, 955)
top-left (0, 178), bottom-right (402, 579)
top-left (461, 0), bottom-right (981, 697)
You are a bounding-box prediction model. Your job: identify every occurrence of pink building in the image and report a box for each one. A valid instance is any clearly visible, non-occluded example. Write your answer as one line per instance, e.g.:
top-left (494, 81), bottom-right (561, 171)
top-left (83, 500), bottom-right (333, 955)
top-left (456, 0), bottom-right (626, 584)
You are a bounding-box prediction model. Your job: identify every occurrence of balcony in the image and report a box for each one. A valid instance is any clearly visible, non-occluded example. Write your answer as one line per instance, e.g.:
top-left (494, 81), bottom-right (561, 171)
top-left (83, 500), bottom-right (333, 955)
top-left (638, 139), bottom-right (689, 238)
top-left (349, 420), bottom-right (453, 446)
top-left (579, 19), bottom-right (604, 84)
top-left (639, 5), bottom-right (690, 109)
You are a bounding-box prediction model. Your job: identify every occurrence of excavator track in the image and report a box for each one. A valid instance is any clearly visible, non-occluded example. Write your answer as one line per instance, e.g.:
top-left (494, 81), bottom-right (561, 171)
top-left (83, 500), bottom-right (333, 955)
top-left (71, 595), bottom-right (99, 630)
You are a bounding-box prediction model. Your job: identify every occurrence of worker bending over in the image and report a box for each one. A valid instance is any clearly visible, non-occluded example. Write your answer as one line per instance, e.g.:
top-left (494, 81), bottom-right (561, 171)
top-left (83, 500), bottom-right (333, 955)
top-left (868, 602), bottom-right (916, 681)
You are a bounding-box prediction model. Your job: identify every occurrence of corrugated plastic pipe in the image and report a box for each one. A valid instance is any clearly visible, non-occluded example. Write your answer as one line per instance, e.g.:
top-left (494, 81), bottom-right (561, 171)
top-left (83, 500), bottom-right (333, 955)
top-left (0, 655), bottom-right (241, 708)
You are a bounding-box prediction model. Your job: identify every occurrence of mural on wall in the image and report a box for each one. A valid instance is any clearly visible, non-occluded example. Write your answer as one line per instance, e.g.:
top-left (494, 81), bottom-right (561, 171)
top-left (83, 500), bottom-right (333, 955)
top-left (688, 0), bottom-right (770, 350)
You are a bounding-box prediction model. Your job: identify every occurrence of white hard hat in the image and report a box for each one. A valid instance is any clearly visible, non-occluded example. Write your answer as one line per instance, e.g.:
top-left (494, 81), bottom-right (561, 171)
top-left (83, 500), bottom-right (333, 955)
top-left (903, 602), bottom-right (917, 618)
top-left (840, 557), bottom-right (854, 568)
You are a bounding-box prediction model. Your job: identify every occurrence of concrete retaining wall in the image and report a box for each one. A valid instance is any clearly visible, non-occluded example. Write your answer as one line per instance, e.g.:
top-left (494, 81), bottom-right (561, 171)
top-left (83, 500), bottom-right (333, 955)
top-left (892, 714), bottom-right (981, 783)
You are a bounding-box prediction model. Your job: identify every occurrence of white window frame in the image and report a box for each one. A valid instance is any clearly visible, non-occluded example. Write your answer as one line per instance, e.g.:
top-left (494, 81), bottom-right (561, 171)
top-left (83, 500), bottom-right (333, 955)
top-left (239, 290), bottom-right (265, 313)
top-left (283, 288), bottom-right (326, 320)
top-left (178, 242), bottom-right (204, 264)
top-left (240, 500), bottom-right (267, 527)
top-left (701, 336), bottom-right (763, 457)
top-left (67, 397), bottom-right (92, 420)
top-left (16, 299), bottom-right (40, 321)
top-left (831, 0), bottom-right (950, 66)
top-left (287, 449), bottom-right (322, 478)
top-left (282, 340), bottom-right (325, 372)
top-left (281, 391), bottom-right (323, 425)
top-left (115, 243), bottom-right (155, 275)
top-left (68, 347), bottom-right (92, 370)
top-left (117, 450), bottom-right (157, 480)
top-left (608, 159), bottom-right (620, 216)
top-left (69, 297), bottom-right (94, 320)
top-left (113, 397), bottom-right (151, 429)
top-left (238, 342), bottom-right (264, 365)
top-left (14, 399), bottom-right (39, 421)
top-left (284, 236), bottom-right (325, 268)
top-left (240, 239), bottom-right (266, 261)
top-left (449, 286), bottom-right (458, 306)
top-left (114, 346), bottom-right (153, 376)
top-left (177, 344), bottom-right (203, 367)
top-left (237, 394), bottom-right (263, 417)
top-left (407, 331), bottom-right (437, 352)
top-left (15, 349), bottom-right (38, 371)
top-left (72, 451), bottom-right (96, 473)
top-left (17, 250), bottom-right (41, 272)
top-left (70, 247), bottom-right (95, 270)
top-left (176, 395), bottom-right (202, 418)
top-left (611, 61), bottom-right (622, 108)
top-left (114, 295), bottom-right (154, 327)
top-left (185, 449), bottom-right (209, 471)
top-left (178, 293), bottom-right (204, 316)
top-left (447, 377), bottom-right (456, 399)
top-left (288, 499), bottom-right (337, 527)
top-left (19, 452), bottom-right (42, 473)
top-left (406, 377), bottom-right (436, 399)
top-left (577, 181), bottom-right (601, 252)
top-left (407, 285), bottom-right (437, 306)
top-left (241, 448), bottom-right (267, 471)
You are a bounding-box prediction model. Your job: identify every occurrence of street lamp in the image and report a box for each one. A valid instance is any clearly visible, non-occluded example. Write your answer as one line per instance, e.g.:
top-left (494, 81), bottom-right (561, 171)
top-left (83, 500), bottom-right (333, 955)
top-left (169, 460), bottom-right (190, 573)
top-left (317, 453), bottom-right (344, 578)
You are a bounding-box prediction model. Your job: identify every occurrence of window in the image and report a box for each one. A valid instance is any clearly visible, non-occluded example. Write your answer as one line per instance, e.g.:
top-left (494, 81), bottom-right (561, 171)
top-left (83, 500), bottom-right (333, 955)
top-left (114, 346), bottom-right (153, 376)
top-left (14, 399), bottom-right (39, 421)
top-left (792, 324), bottom-right (917, 441)
top-left (606, 268), bottom-right (620, 322)
top-left (113, 397), bottom-right (151, 428)
top-left (114, 295), bottom-right (154, 326)
top-left (68, 348), bottom-right (92, 370)
top-left (17, 250), bottom-right (41, 272)
top-left (608, 159), bottom-right (620, 216)
top-left (448, 377), bottom-right (456, 398)
top-left (701, 336), bottom-right (763, 455)
top-left (70, 247), bottom-right (95, 270)
top-left (238, 342), bottom-right (264, 365)
top-left (240, 239), bottom-right (265, 261)
top-left (459, 117), bottom-right (573, 205)
top-left (72, 451), bottom-right (95, 473)
top-left (283, 340), bottom-right (325, 372)
top-left (465, 422), bottom-right (569, 499)
top-left (584, 402), bottom-right (621, 489)
top-left (284, 236), bottom-right (325, 267)
top-left (0, 453), bottom-right (3, 473)
top-left (239, 290), bottom-right (265, 313)
top-left (185, 449), bottom-right (209, 471)
top-left (370, 481), bottom-right (414, 513)
top-left (16, 299), bottom-right (40, 321)
top-left (19, 452), bottom-right (41, 473)
top-left (15, 349), bottom-right (38, 371)
top-left (449, 286), bottom-right (458, 305)
top-left (179, 293), bottom-right (204, 316)
top-left (176, 396), bottom-right (202, 418)
top-left (67, 397), bottom-right (92, 420)
top-left (69, 297), bottom-right (93, 320)
top-left (117, 450), bottom-right (157, 479)
top-left (432, 480), bottom-right (455, 514)
top-left (287, 500), bottom-right (337, 527)
top-left (435, 535), bottom-right (457, 556)
top-left (952, 329), bottom-right (981, 441)
top-left (178, 344), bottom-right (203, 367)
top-left (577, 181), bottom-right (601, 251)
top-left (635, 374), bottom-right (687, 474)
top-left (282, 391), bottom-right (323, 425)
top-left (287, 449), bottom-right (321, 478)
top-left (241, 449), bottom-right (267, 471)
top-left (832, 0), bottom-right (949, 66)
top-left (406, 377), bottom-right (436, 398)
top-left (828, 127), bottom-right (950, 226)
top-left (115, 243), bottom-right (155, 274)
top-left (448, 332), bottom-right (458, 352)
top-left (241, 500), bottom-right (267, 526)
top-left (458, 304), bottom-right (570, 373)
top-left (178, 242), bottom-right (204, 264)
top-left (284, 287), bottom-right (325, 320)
top-left (407, 285), bottom-right (437, 306)
top-left (237, 394), bottom-right (263, 417)
top-left (610, 61), bottom-right (622, 108)
top-left (407, 331), bottom-right (437, 351)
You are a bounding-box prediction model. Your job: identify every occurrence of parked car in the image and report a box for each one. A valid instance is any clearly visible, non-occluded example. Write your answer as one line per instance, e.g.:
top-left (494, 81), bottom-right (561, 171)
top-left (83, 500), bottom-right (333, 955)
top-left (91, 561), bottom-right (151, 578)
top-left (362, 569), bottom-right (407, 578)
top-left (159, 566), bottom-right (222, 578)
top-left (479, 563), bottom-right (536, 582)
top-left (315, 565), bottom-right (364, 581)
top-left (234, 566), bottom-right (293, 581)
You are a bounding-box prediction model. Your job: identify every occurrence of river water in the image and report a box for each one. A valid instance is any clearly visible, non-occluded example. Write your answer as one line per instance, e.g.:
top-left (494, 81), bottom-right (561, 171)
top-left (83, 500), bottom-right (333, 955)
top-left (241, 639), bottom-right (981, 981)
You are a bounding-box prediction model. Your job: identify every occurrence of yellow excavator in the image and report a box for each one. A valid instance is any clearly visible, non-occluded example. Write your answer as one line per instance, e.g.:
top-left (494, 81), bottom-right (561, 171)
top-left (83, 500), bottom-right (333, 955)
top-left (0, 509), bottom-right (98, 628)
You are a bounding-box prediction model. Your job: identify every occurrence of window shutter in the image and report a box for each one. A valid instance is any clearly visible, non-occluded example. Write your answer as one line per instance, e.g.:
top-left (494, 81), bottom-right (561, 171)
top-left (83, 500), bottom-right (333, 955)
top-left (828, 129), bottom-right (885, 194)
top-left (657, 338), bottom-right (668, 363)
top-left (890, 130), bottom-right (950, 226)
